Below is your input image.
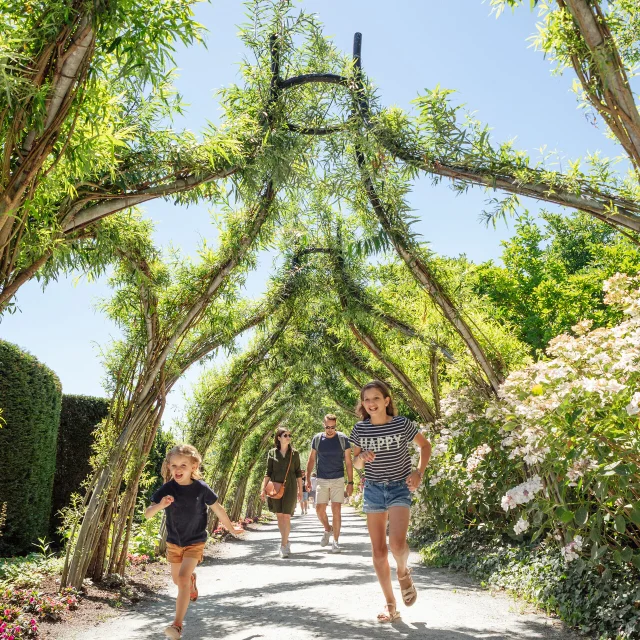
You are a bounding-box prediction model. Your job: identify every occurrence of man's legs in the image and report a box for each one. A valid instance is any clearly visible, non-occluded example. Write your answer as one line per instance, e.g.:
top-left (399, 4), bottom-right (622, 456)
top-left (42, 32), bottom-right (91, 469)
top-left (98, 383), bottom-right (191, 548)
top-left (315, 479), bottom-right (332, 532)
top-left (330, 501), bottom-right (342, 542)
top-left (315, 502), bottom-right (331, 531)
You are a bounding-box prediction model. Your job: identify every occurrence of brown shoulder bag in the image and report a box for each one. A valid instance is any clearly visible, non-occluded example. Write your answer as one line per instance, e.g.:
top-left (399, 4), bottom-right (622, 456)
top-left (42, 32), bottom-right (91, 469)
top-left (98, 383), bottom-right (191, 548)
top-left (265, 449), bottom-right (293, 499)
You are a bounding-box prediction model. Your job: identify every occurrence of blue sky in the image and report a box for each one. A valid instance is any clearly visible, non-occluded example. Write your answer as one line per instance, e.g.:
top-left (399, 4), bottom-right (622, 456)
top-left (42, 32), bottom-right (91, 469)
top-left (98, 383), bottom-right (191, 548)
top-left (0, 1), bottom-right (624, 429)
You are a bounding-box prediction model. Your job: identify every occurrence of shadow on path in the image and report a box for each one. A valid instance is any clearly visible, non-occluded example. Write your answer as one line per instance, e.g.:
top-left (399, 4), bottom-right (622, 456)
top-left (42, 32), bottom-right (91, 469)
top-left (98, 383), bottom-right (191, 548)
top-left (58, 508), bottom-right (579, 640)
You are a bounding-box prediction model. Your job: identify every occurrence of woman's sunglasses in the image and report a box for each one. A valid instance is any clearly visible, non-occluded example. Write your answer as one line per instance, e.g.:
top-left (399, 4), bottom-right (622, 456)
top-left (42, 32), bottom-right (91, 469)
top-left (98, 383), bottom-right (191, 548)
top-left (281, 433), bottom-right (292, 439)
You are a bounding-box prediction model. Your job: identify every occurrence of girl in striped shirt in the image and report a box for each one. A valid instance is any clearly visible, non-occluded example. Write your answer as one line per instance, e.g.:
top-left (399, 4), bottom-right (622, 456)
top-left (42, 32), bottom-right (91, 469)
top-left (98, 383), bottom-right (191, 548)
top-left (351, 380), bottom-right (431, 624)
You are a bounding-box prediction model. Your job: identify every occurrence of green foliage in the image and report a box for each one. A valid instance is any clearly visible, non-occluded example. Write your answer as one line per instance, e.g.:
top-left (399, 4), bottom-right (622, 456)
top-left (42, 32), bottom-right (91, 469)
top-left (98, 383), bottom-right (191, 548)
top-left (128, 504), bottom-right (163, 560)
top-left (50, 395), bottom-right (109, 536)
top-left (0, 549), bottom-right (63, 590)
top-left (420, 528), bottom-right (640, 639)
top-left (471, 212), bottom-right (640, 354)
top-left (138, 428), bottom-right (176, 507)
top-left (414, 274), bottom-right (640, 636)
top-left (0, 341), bottom-right (62, 556)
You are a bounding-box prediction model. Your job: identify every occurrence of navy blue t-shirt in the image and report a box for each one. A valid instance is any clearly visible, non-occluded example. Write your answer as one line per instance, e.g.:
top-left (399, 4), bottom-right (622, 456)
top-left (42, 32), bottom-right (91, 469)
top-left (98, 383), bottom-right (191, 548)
top-left (312, 432), bottom-right (350, 480)
top-left (151, 479), bottom-right (217, 547)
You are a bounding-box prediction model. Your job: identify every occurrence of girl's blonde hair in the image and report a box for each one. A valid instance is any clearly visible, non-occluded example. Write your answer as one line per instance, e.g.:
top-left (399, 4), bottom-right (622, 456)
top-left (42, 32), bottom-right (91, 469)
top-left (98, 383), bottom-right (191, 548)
top-left (162, 444), bottom-right (203, 483)
top-left (356, 380), bottom-right (397, 420)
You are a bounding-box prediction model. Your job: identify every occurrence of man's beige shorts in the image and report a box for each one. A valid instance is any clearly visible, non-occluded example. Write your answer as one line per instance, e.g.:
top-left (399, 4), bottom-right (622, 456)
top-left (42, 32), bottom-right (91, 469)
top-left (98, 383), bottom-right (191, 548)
top-left (315, 477), bottom-right (345, 504)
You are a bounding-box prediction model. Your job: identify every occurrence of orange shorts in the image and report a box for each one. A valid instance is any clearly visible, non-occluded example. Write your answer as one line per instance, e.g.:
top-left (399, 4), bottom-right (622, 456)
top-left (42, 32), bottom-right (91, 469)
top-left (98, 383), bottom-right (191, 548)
top-left (166, 541), bottom-right (206, 564)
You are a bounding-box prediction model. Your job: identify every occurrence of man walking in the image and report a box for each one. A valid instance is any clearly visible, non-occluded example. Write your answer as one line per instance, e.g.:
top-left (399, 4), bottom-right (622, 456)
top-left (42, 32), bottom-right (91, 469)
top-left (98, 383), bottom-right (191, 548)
top-left (306, 414), bottom-right (354, 553)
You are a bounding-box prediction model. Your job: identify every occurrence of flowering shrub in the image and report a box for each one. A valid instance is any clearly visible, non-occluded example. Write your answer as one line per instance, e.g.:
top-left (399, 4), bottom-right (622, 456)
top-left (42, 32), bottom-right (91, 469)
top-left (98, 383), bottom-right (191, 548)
top-left (0, 587), bottom-right (79, 639)
top-left (416, 273), bottom-right (640, 576)
top-left (0, 618), bottom-right (38, 640)
top-left (126, 553), bottom-right (151, 567)
top-left (212, 520), bottom-right (253, 538)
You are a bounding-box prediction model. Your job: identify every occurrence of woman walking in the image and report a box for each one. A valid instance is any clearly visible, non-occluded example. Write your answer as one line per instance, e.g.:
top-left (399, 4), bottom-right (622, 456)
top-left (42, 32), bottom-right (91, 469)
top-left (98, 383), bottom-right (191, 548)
top-left (351, 381), bottom-right (431, 624)
top-left (261, 427), bottom-right (303, 557)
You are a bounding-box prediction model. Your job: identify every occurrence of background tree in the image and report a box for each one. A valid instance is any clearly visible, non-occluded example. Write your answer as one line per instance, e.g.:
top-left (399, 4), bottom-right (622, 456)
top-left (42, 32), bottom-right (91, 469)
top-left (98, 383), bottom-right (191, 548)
top-left (471, 211), bottom-right (640, 354)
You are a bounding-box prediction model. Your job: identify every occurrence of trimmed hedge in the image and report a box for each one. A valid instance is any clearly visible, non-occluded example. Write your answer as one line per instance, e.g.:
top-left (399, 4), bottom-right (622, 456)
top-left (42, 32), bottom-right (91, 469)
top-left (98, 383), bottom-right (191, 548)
top-left (0, 341), bottom-right (62, 556)
top-left (50, 395), bottom-right (109, 536)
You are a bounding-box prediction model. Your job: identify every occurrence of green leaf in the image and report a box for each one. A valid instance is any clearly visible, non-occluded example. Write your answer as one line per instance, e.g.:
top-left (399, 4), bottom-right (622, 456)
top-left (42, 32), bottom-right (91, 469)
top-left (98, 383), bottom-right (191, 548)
top-left (621, 547), bottom-right (633, 563)
top-left (632, 554), bottom-right (640, 570)
top-left (595, 545), bottom-right (608, 560)
top-left (106, 36), bottom-right (123, 54)
top-left (629, 507), bottom-right (640, 526)
top-left (574, 506), bottom-right (588, 526)
top-left (614, 514), bottom-right (626, 534)
top-left (531, 526), bottom-right (545, 542)
top-left (555, 507), bottom-right (574, 524)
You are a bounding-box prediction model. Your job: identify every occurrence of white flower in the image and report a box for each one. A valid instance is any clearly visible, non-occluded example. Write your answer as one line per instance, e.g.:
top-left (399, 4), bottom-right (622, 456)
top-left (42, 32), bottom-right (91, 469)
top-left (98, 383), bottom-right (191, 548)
top-left (572, 319), bottom-right (593, 336)
top-left (521, 444), bottom-right (550, 465)
top-left (500, 476), bottom-right (544, 511)
top-left (431, 443), bottom-right (449, 459)
top-left (501, 435), bottom-right (515, 448)
top-left (485, 405), bottom-right (498, 419)
top-left (566, 458), bottom-right (598, 484)
top-left (561, 535), bottom-right (583, 563)
top-left (476, 443), bottom-right (492, 456)
top-left (468, 480), bottom-right (484, 493)
top-left (454, 453), bottom-right (463, 463)
top-left (466, 457), bottom-right (480, 473)
top-left (501, 494), bottom-right (517, 511)
top-left (513, 517), bottom-right (529, 535)
top-left (626, 391), bottom-right (640, 416)
top-left (429, 469), bottom-right (445, 486)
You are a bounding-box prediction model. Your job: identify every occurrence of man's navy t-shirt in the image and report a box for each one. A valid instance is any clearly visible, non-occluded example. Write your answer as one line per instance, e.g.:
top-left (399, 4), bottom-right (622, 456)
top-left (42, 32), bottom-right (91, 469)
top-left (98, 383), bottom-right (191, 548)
top-left (151, 479), bottom-right (217, 547)
top-left (312, 432), bottom-right (350, 479)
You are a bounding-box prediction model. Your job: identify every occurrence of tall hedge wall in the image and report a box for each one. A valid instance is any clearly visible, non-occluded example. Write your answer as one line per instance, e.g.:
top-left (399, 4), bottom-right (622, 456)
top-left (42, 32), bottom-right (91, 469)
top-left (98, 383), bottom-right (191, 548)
top-left (0, 341), bottom-right (62, 556)
top-left (50, 395), bottom-right (109, 536)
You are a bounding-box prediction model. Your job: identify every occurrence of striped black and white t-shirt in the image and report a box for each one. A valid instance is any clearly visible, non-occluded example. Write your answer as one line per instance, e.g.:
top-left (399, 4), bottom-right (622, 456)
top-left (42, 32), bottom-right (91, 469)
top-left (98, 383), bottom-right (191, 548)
top-left (350, 416), bottom-right (419, 482)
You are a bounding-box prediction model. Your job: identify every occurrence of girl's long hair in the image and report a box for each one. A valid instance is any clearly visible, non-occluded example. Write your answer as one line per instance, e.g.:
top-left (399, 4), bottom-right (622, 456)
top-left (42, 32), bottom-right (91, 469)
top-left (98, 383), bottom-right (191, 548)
top-left (162, 444), bottom-right (203, 483)
top-left (356, 380), bottom-right (397, 420)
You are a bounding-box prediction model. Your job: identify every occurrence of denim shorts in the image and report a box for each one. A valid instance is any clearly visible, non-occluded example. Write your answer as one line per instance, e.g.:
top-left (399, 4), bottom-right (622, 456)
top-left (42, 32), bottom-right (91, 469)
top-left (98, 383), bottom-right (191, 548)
top-left (362, 479), bottom-right (412, 513)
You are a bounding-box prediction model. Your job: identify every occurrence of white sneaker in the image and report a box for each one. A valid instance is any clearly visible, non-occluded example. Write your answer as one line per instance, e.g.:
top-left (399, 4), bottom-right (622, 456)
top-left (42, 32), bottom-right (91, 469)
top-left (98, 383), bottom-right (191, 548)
top-left (320, 529), bottom-right (332, 547)
top-left (279, 545), bottom-right (289, 558)
top-left (331, 541), bottom-right (342, 553)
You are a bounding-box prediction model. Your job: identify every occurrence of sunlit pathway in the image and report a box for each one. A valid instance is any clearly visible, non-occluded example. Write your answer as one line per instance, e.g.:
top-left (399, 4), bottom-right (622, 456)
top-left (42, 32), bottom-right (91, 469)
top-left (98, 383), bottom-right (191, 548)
top-left (59, 508), bottom-right (579, 640)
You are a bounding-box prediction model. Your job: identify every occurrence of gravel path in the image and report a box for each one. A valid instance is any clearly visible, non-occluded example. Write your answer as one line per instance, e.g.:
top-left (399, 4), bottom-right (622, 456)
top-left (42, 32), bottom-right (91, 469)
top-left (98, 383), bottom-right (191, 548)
top-left (59, 507), bottom-right (580, 640)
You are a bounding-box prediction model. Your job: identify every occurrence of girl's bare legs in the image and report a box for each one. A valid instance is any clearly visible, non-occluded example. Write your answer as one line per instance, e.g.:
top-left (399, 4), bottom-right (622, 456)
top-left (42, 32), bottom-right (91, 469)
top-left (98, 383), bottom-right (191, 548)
top-left (367, 512), bottom-right (395, 606)
top-left (170, 556), bottom-right (199, 627)
top-left (367, 507), bottom-right (411, 609)
top-left (276, 513), bottom-right (291, 546)
top-left (388, 506), bottom-right (411, 580)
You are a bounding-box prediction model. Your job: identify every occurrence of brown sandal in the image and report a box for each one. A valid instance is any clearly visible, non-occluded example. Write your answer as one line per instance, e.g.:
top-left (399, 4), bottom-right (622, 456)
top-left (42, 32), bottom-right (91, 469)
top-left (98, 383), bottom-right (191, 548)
top-left (190, 572), bottom-right (198, 601)
top-left (398, 568), bottom-right (417, 606)
top-left (377, 602), bottom-right (401, 623)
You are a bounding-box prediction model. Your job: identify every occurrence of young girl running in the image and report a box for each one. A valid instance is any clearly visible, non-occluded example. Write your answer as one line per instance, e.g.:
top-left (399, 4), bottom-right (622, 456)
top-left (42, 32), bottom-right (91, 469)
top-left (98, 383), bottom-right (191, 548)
top-left (350, 381), bottom-right (431, 624)
top-left (145, 444), bottom-right (244, 639)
